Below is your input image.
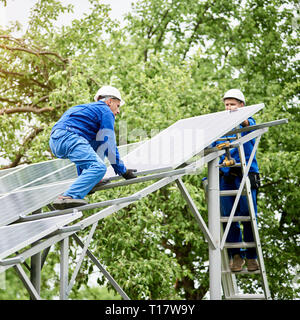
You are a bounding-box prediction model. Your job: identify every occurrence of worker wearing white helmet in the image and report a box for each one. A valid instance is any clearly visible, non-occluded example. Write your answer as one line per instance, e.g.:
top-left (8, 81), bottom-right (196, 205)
top-left (212, 88), bottom-right (260, 272)
top-left (49, 85), bottom-right (137, 210)
top-left (94, 85), bottom-right (125, 106)
top-left (223, 88), bottom-right (246, 105)
top-left (223, 89), bottom-right (250, 127)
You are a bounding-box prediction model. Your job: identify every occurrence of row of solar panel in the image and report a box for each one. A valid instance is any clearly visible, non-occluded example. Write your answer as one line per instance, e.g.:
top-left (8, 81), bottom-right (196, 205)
top-left (0, 104), bottom-right (264, 262)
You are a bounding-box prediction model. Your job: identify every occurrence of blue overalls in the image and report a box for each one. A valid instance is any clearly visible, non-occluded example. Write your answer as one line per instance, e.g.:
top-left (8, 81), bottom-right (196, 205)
top-left (212, 117), bottom-right (259, 259)
top-left (49, 101), bottom-right (126, 199)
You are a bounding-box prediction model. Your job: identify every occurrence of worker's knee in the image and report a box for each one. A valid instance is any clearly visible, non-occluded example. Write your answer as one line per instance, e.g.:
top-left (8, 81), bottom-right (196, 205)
top-left (91, 161), bottom-right (107, 178)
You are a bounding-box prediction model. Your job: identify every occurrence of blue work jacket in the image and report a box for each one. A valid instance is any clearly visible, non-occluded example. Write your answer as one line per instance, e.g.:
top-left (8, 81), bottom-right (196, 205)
top-left (212, 117), bottom-right (259, 175)
top-left (51, 101), bottom-right (126, 175)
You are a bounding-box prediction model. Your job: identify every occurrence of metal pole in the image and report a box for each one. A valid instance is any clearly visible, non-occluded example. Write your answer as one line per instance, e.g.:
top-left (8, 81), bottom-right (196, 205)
top-left (66, 223), bottom-right (97, 296)
top-left (60, 237), bottom-right (69, 300)
top-left (30, 209), bottom-right (42, 298)
top-left (207, 157), bottom-right (221, 300)
top-left (224, 118), bottom-right (288, 136)
top-left (30, 250), bottom-right (41, 297)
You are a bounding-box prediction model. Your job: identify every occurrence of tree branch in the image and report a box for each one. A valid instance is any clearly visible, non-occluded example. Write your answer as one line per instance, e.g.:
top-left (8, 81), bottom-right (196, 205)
top-left (0, 106), bottom-right (53, 116)
top-left (0, 126), bottom-right (44, 169)
top-left (0, 68), bottom-right (50, 89)
top-left (0, 35), bottom-right (68, 64)
top-left (182, 4), bottom-right (209, 60)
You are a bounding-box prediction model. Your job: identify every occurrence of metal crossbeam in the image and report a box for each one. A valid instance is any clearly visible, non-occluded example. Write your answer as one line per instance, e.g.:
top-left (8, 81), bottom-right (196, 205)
top-left (14, 264), bottom-right (42, 300)
top-left (176, 178), bottom-right (216, 249)
top-left (66, 223), bottom-right (97, 297)
top-left (224, 118), bottom-right (288, 136)
top-left (72, 234), bottom-right (130, 300)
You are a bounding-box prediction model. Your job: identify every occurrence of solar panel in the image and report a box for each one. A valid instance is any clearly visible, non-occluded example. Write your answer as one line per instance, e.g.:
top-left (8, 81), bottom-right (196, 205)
top-left (0, 159), bottom-right (72, 194)
top-left (104, 104), bottom-right (264, 178)
top-left (0, 104), bottom-right (263, 226)
top-left (0, 180), bottom-right (74, 227)
top-left (0, 211), bottom-right (82, 260)
top-left (0, 141), bottom-right (144, 197)
top-left (0, 165), bottom-right (26, 178)
top-left (0, 141), bottom-right (146, 226)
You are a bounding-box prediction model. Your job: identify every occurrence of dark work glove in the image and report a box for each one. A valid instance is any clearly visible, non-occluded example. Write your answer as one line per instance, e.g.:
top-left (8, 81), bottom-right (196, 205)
top-left (122, 169), bottom-right (137, 180)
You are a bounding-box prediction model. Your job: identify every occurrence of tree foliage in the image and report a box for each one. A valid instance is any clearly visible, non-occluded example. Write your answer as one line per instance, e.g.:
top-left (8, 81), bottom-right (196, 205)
top-left (0, 0), bottom-right (299, 299)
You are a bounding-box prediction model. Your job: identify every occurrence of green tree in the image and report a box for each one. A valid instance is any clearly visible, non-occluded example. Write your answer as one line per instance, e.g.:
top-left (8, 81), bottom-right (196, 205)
top-left (0, 0), bottom-right (299, 299)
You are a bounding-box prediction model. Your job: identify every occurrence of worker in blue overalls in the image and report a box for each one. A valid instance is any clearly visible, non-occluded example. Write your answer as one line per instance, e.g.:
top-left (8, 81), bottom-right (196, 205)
top-left (49, 85), bottom-right (137, 210)
top-left (212, 89), bottom-right (261, 272)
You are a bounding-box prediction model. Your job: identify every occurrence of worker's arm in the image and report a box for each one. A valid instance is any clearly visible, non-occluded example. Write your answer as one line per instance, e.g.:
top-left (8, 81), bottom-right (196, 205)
top-left (96, 111), bottom-right (127, 175)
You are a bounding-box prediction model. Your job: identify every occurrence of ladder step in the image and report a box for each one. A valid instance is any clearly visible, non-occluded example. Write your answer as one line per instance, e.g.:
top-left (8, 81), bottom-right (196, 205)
top-left (217, 163), bottom-right (242, 168)
top-left (220, 190), bottom-right (246, 196)
top-left (220, 190), bottom-right (238, 196)
top-left (222, 269), bottom-right (261, 274)
top-left (224, 242), bottom-right (256, 248)
top-left (220, 216), bottom-right (251, 223)
top-left (225, 294), bottom-right (266, 300)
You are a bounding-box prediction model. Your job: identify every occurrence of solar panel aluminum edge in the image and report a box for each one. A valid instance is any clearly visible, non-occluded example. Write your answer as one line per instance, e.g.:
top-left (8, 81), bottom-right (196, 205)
top-left (0, 159), bottom-right (72, 194)
top-left (0, 211), bottom-right (82, 261)
top-left (0, 165), bottom-right (26, 178)
top-left (103, 103), bottom-right (264, 178)
top-left (0, 179), bottom-right (74, 227)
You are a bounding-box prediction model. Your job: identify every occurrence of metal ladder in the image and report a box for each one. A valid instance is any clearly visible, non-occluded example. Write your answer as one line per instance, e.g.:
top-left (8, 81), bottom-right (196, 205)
top-left (218, 130), bottom-right (271, 300)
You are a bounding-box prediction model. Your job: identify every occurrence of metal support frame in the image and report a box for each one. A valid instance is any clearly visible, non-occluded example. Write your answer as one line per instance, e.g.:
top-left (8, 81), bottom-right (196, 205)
top-left (30, 249), bottom-right (41, 297)
top-left (207, 157), bottom-right (221, 300)
top-left (72, 234), bottom-right (130, 300)
top-left (66, 223), bottom-right (97, 297)
top-left (30, 209), bottom-right (42, 297)
top-left (0, 151), bottom-right (222, 299)
top-left (60, 237), bottom-right (69, 300)
top-left (175, 178), bottom-right (216, 249)
top-left (14, 264), bottom-right (42, 300)
top-left (1, 119), bottom-right (287, 300)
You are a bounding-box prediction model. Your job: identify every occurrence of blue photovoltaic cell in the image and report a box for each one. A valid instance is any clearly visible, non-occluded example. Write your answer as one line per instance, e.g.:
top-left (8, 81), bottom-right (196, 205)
top-left (0, 212), bottom-right (82, 260)
top-left (0, 165), bottom-right (26, 178)
top-left (0, 159), bottom-right (72, 194)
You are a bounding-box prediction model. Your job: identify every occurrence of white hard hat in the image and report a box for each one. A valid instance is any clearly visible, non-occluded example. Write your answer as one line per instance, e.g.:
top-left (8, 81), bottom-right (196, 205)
top-left (94, 85), bottom-right (125, 106)
top-left (223, 89), bottom-right (245, 104)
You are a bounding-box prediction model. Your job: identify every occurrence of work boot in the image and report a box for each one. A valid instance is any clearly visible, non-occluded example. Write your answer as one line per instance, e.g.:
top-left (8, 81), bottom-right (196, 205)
top-left (88, 178), bottom-right (110, 195)
top-left (230, 254), bottom-right (245, 272)
top-left (52, 195), bottom-right (88, 210)
top-left (229, 258), bottom-right (233, 269)
top-left (247, 259), bottom-right (260, 272)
